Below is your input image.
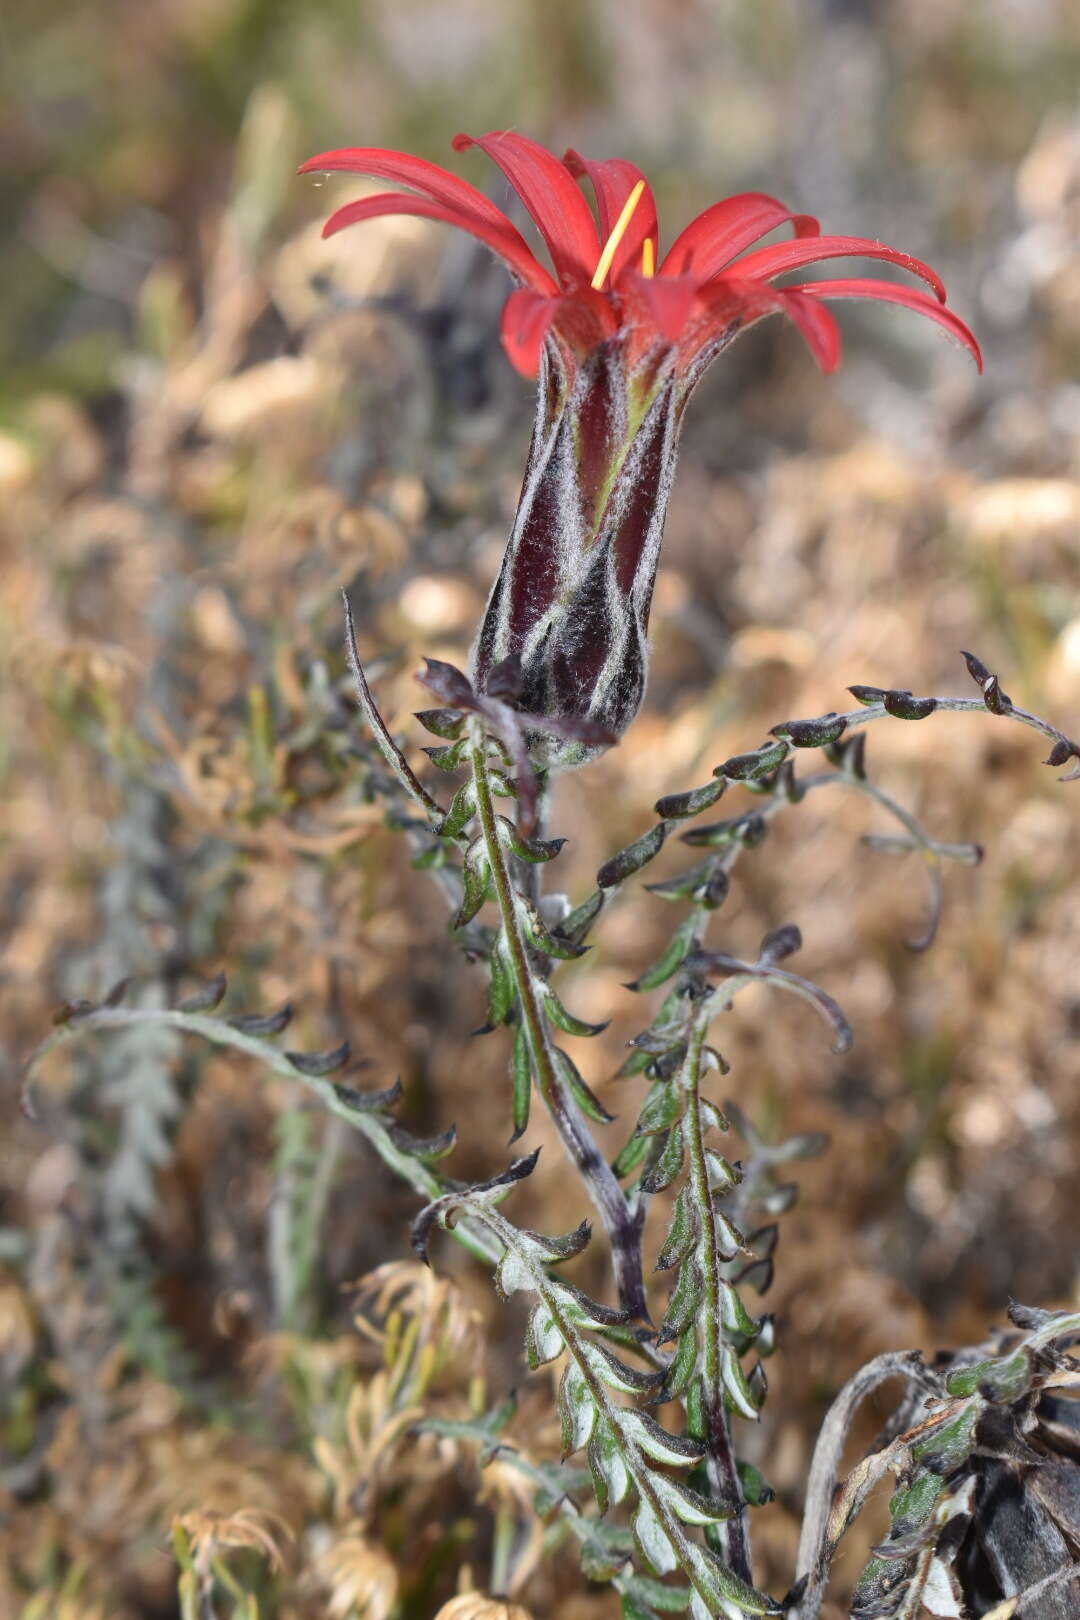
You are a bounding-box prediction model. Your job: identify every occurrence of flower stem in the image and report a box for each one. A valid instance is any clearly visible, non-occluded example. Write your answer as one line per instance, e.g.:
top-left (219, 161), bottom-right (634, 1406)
top-left (470, 729), bottom-right (648, 1320)
top-left (679, 998), bottom-right (752, 1584)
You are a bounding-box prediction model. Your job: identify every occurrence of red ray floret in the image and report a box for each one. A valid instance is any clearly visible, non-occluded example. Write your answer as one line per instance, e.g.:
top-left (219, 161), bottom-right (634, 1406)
top-left (299, 145), bottom-right (557, 296)
top-left (563, 149), bottom-right (658, 282)
top-left (660, 192), bottom-right (820, 279)
top-left (796, 279), bottom-right (983, 369)
top-left (299, 131), bottom-right (981, 378)
top-left (452, 131), bottom-right (601, 283)
top-left (728, 234), bottom-right (947, 302)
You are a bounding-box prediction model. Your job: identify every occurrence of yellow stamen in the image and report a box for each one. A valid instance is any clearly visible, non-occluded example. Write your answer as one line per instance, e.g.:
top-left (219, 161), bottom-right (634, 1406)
top-left (591, 179), bottom-right (646, 290)
top-left (641, 237), bottom-right (655, 277)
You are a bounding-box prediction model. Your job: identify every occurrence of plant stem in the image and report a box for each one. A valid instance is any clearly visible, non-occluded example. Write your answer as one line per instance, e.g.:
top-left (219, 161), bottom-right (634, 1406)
top-left (480, 1207), bottom-right (774, 1618)
top-left (26, 1006), bottom-right (500, 1268)
top-left (470, 729), bottom-right (648, 1320)
top-left (679, 999), bottom-right (752, 1584)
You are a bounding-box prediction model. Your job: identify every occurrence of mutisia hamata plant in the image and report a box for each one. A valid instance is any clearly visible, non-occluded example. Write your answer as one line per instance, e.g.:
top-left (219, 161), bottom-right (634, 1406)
top-left (27, 130), bottom-right (1079, 1619)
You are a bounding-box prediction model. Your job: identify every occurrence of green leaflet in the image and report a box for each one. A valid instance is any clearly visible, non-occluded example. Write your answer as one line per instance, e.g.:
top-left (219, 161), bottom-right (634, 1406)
top-left (655, 1184), bottom-right (698, 1272)
top-left (515, 891), bottom-right (588, 959)
top-left (705, 1150), bottom-right (739, 1191)
top-left (597, 822), bottom-right (669, 889)
top-left (558, 887), bottom-right (605, 946)
top-left (510, 1024), bottom-right (531, 1141)
top-left (634, 1080), bottom-right (683, 1138)
top-left (439, 780), bottom-right (476, 838)
top-left (661, 1326), bottom-right (699, 1402)
top-left (619, 1410), bottom-right (704, 1468)
top-left (653, 1475), bottom-right (733, 1528)
top-left (620, 1575), bottom-right (691, 1615)
top-left (425, 736), bottom-right (470, 770)
top-left (640, 1119), bottom-right (686, 1194)
top-left (659, 1254), bottom-right (703, 1344)
top-left (525, 1301), bottom-right (564, 1368)
top-left (736, 1459), bottom-right (775, 1507)
top-left (627, 915), bottom-right (698, 991)
top-left (715, 739), bottom-right (789, 782)
top-left (588, 1418), bottom-right (632, 1515)
top-left (721, 1344), bottom-right (760, 1421)
top-left (612, 1130), bottom-right (652, 1179)
top-left (719, 1279), bottom-right (758, 1337)
top-left (487, 938), bottom-right (516, 1027)
top-left (498, 817), bottom-right (566, 862)
top-left (654, 778), bottom-right (727, 820)
top-left (553, 1047), bottom-right (615, 1124)
top-left (712, 1207), bottom-right (744, 1259)
top-left (559, 1359), bottom-right (597, 1456)
top-left (633, 1499), bottom-right (678, 1577)
top-left (454, 837), bottom-right (491, 927)
top-left (544, 989), bottom-right (608, 1037)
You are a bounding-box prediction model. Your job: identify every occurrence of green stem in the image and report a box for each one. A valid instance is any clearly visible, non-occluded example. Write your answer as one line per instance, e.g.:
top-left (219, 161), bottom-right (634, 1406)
top-left (25, 1007), bottom-right (500, 1269)
top-left (470, 729), bottom-right (648, 1321)
top-left (489, 1503), bottom-right (516, 1599)
top-left (679, 1000), bottom-right (752, 1585)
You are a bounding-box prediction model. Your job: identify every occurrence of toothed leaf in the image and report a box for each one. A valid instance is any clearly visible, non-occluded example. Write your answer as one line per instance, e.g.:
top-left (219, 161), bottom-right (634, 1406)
top-left (544, 991), bottom-right (608, 1037)
top-left (510, 1025), bottom-right (531, 1140)
top-left (721, 1345), bottom-right (760, 1420)
top-left (516, 892), bottom-right (587, 959)
top-left (559, 1360), bottom-right (596, 1456)
top-left (554, 1048), bottom-right (614, 1124)
top-left (654, 1476), bottom-right (734, 1527)
top-left (287, 1041), bottom-right (350, 1076)
top-left (622, 1410), bottom-right (704, 1467)
top-left (659, 1255), bottom-right (703, 1345)
top-left (633, 1500), bottom-right (678, 1576)
top-left (655, 1185), bottom-right (698, 1273)
top-left (654, 779), bottom-right (727, 820)
top-left (640, 1119), bottom-right (686, 1194)
top-left (177, 973), bottom-right (227, 1012)
top-left (525, 1303), bottom-right (564, 1368)
top-left (414, 706), bottom-right (465, 740)
top-left (455, 839), bottom-right (491, 927)
top-left (627, 916), bottom-right (697, 991)
top-left (661, 1326), bottom-right (699, 1402)
top-left (635, 1082), bottom-right (683, 1138)
top-left (487, 940), bottom-right (516, 1027)
top-left (597, 823), bottom-right (669, 889)
top-left (228, 1002), bottom-right (293, 1035)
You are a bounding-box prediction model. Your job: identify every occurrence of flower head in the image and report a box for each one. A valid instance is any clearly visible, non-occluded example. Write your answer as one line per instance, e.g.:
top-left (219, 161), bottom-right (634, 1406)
top-left (301, 133), bottom-right (981, 765)
top-left (299, 130), bottom-right (981, 381)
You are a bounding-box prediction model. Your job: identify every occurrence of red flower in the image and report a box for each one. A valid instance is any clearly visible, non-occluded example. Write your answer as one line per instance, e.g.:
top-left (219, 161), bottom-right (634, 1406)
top-left (301, 132), bottom-right (982, 764)
top-left (299, 129), bottom-right (981, 380)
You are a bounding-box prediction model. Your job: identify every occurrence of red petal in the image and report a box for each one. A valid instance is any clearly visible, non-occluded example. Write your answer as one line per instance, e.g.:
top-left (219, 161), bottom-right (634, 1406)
top-left (768, 287), bottom-right (843, 372)
top-left (798, 279), bottom-right (983, 369)
top-left (732, 235), bottom-right (947, 302)
top-left (660, 193), bottom-right (820, 280)
top-left (621, 271), bottom-right (699, 343)
top-left (500, 288), bottom-right (559, 375)
top-left (563, 150), bottom-right (658, 282)
top-left (319, 192), bottom-right (556, 295)
top-left (453, 131), bottom-right (601, 283)
top-left (300, 145), bottom-right (513, 227)
top-left (684, 278), bottom-right (841, 372)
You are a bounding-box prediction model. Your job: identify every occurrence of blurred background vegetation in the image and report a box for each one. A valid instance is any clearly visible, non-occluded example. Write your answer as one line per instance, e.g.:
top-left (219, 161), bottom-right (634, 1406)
top-left (1, 1), bottom-right (1078, 1615)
